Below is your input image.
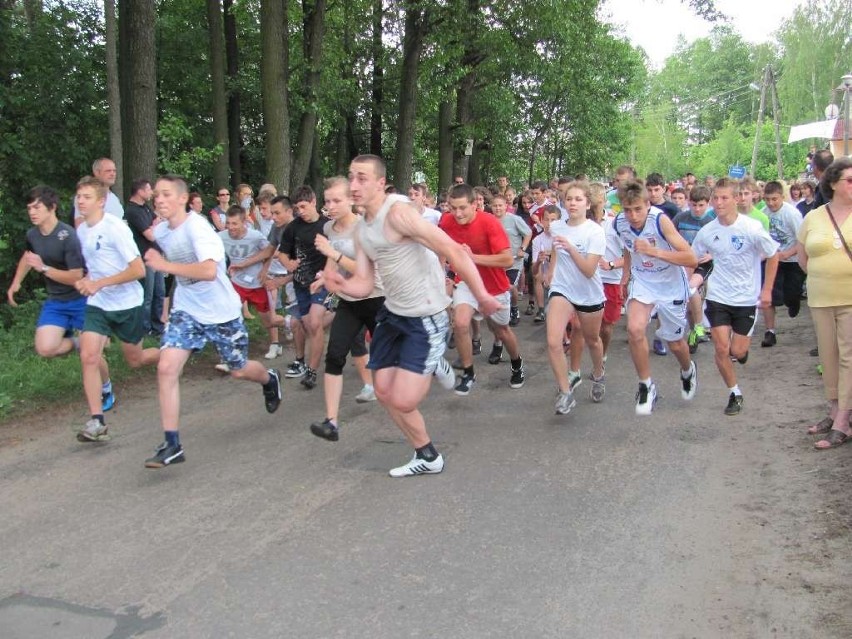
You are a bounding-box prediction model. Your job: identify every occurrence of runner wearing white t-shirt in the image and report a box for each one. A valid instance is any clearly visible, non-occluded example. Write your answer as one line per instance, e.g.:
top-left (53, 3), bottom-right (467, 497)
top-left (141, 175), bottom-right (283, 469)
top-left (691, 178), bottom-right (779, 416)
top-left (544, 182), bottom-right (607, 414)
top-left (74, 177), bottom-right (160, 443)
top-left (613, 180), bottom-right (698, 416)
top-left (531, 207), bottom-right (557, 323)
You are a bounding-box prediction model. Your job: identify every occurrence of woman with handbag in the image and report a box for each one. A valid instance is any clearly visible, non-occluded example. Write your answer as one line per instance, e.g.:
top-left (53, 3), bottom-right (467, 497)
top-left (797, 158), bottom-right (852, 448)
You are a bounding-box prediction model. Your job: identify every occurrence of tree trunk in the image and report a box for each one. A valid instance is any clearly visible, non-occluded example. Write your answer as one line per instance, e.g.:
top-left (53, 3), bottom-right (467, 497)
top-left (468, 142), bottom-right (481, 186)
top-left (369, 0), bottom-right (383, 156)
top-left (104, 0), bottom-right (123, 199)
top-left (393, 4), bottom-right (427, 193)
top-left (438, 99), bottom-right (453, 192)
top-left (223, 0), bottom-right (242, 186)
top-left (290, 0), bottom-right (327, 191)
top-left (23, 0), bottom-right (41, 28)
top-left (121, 0), bottom-right (157, 189)
top-left (260, 0), bottom-right (290, 191)
top-left (207, 0), bottom-right (230, 190)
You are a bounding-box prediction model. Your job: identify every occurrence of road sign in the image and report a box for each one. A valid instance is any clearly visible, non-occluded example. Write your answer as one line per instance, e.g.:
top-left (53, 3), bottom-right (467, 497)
top-left (729, 165), bottom-right (746, 179)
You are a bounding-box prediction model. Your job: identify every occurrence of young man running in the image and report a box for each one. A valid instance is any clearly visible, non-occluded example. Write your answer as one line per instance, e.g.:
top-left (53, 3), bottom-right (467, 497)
top-left (614, 180), bottom-right (699, 415)
top-left (440, 184), bottom-right (525, 395)
top-left (315, 155), bottom-right (500, 477)
top-left (142, 175), bottom-right (282, 468)
top-left (691, 178), bottom-right (779, 416)
top-left (6, 187), bottom-right (113, 396)
top-left (74, 176), bottom-right (160, 441)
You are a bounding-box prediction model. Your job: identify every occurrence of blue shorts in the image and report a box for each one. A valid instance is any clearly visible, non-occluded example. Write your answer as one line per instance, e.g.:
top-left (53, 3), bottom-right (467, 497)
top-left (37, 297), bottom-right (87, 333)
top-left (293, 283), bottom-right (329, 319)
top-left (367, 306), bottom-right (449, 375)
top-left (161, 310), bottom-right (249, 371)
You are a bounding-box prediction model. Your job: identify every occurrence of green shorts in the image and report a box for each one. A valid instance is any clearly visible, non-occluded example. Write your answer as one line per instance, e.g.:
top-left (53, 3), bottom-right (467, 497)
top-left (83, 305), bottom-right (145, 345)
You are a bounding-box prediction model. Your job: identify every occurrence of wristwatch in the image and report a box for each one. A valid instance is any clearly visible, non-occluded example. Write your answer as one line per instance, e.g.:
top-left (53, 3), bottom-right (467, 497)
top-left (608, 261), bottom-right (615, 270)
top-left (41, 265), bottom-right (50, 273)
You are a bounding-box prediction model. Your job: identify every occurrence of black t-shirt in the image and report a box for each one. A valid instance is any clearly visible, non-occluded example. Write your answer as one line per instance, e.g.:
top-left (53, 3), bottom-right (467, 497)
top-left (125, 200), bottom-right (157, 253)
top-left (25, 221), bottom-right (84, 301)
top-left (278, 216), bottom-right (327, 287)
top-left (653, 200), bottom-right (681, 220)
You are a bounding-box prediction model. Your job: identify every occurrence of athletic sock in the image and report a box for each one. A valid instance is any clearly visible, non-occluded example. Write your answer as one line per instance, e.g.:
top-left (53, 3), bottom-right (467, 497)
top-left (681, 362), bottom-right (694, 378)
top-left (569, 369), bottom-right (580, 379)
top-left (494, 341), bottom-right (503, 347)
top-left (510, 357), bottom-right (523, 370)
top-left (102, 380), bottom-right (112, 395)
top-left (640, 377), bottom-right (652, 387)
top-left (767, 329), bottom-right (776, 334)
top-left (729, 385), bottom-right (741, 396)
top-left (416, 441), bottom-right (438, 462)
top-left (91, 414), bottom-right (105, 425)
top-left (165, 430), bottom-right (180, 447)
top-left (464, 365), bottom-right (475, 377)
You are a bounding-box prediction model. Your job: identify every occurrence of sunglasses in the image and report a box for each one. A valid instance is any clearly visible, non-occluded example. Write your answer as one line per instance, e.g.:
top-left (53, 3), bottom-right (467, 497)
top-left (218, 192), bottom-right (230, 197)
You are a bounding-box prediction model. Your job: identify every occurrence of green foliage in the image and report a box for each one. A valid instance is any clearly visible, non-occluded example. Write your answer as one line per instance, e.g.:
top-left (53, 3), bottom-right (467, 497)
top-left (157, 113), bottom-right (225, 189)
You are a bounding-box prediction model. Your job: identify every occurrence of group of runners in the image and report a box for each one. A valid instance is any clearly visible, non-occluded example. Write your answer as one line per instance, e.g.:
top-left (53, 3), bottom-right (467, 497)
top-left (11, 155), bottom-right (807, 477)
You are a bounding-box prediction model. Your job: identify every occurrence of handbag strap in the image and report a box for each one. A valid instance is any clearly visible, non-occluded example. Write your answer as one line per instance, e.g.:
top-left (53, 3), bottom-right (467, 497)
top-left (825, 204), bottom-right (852, 263)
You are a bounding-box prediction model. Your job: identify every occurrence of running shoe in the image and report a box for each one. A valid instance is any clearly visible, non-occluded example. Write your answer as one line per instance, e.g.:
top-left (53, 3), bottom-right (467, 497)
top-left (525, 302), bottom-right (535, 316)
top-left (472, 338), bottom-right (482, 355)
top-left (355, 385), bottom-right (377, 403)
top-left (534, 309), bottom-right (545, 323)
top-left (214, 362), bottom-right (230, 373)
top-left (454, 371), bottom-right (476, 396)
top-left (680, 361), bottom-right (697, 401)
top-left (433, 357), bottom-right (456, 390)
top-left (652, 338), bottom-right (668, 356)
top-left (263, 369), bottom-right (282, 413)
top-left (488, 343), bottom-right (504, 365)
top-left (144, 441), bottom-right (185, 468)
top-left (264, 343), bottom-right (283, 360)
top-left (724, 392), bottom-right (744, 416)
top-left (509, 362), bottom-right (525, 389)
top-left (761, 331), bottom-right (776, 347)
top-left (509, 307), bottom-right (520, 327)
top-left (555, 390), bottom-right (576, 415)
top-left (568, 370), bottom-right (583, 393)
top-left (635, 381), bottom-right (657, 416)
top-left (694, 325), bottom-right (709, 342)
top-left (310, 418), bottom-right (339, 442)
top-left (101, 390), bottom-right (116, 413)
top-left (285, 360), bottom-right (307, 378)
top-left (300, 367), bottom-right (318, 390)
top-left (389, 453), bottom-right (444, 478)
top-left (589, 373), bottom-right (606, 403)
top-left (687, 328), bottom-right (699, 354)
top-left (77, 419), bottom-right (110, 442)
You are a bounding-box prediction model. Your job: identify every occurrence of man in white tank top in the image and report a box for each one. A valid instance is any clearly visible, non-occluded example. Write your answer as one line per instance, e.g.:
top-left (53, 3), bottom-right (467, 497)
top-left (314, 155), bottom-right (501, 478)
top-left (614, 180), bottom-right (699, 416)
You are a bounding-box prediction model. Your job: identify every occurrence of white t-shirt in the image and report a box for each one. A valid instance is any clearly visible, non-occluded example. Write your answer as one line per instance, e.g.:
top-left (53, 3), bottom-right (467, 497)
top-left (218, 228), bottom-right (270, 289)
top-left (600, 216), bottom-right (624, 285)
top-left (155, 213), bottom-right (241, 324)
top-left (74, 191), bottom-right (124, 221)
top-left (77, 213), bottom-right (143, 311)
top-left (548, 219), bottom-right (606, 306)
top-left (421, 208), bottom-right (441, 225)
top-left (692, 214), bottom-right (779, 306)
top-left (766, 202), bottom-right (802, 263)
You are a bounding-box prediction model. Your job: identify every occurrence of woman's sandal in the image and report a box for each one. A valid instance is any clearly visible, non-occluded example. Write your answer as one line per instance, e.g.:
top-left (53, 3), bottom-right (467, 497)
top-left (814, 429), bottom-right (850, 450)
top-left (807, 416), bottom-right (834, 435)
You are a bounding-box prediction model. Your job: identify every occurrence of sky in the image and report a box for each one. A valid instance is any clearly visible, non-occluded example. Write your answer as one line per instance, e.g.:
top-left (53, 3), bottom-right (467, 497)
top-left (600, 0), bottom-right (806, 69)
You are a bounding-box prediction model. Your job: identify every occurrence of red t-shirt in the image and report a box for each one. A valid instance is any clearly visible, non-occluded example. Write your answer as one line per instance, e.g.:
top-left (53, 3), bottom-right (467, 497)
top-left (440, 211), bottom-right (510, 295)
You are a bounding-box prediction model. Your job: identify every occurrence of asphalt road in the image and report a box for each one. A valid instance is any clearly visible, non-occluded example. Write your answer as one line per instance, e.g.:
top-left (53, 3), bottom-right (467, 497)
top-left (1, 308), bottom-right (850, 638)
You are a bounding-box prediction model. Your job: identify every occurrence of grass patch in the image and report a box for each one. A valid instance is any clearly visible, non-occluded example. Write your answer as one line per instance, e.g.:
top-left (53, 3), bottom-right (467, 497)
top-left (0, 298), bottom-right (275, 422)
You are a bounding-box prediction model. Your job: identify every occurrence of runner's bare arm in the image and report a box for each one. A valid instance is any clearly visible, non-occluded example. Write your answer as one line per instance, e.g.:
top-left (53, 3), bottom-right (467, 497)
top-left (144, 249), bottom-right (217, 281)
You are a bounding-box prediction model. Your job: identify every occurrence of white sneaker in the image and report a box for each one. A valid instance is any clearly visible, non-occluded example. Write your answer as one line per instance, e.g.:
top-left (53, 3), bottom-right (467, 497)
top-left (77, 418), bottom-right (109, 442)
top-left (635, 381), bottom-right (657, 416)
top-left (355, 385), bottom-right (377, 403)
top-left (264, 343), bottom-right (284, 360)
top-left (555, 391), bottom-right (576, 415)
top-left (433, 357), bottom-right (456, 391)
top-left (214, 363), bottom-right (230, 373)
top-left (680, 361), bottom-right (697, 401)
top-left (389, 454), bottom-right (444, 477)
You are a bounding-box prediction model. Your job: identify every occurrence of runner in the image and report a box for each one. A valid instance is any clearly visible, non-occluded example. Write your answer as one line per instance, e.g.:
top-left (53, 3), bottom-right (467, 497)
top-left (491, 194), bottom-right (532, 329)
top-left (315, 155), bottom-right (500, 477)
top-left (142, 175), bottom-right (282, 468)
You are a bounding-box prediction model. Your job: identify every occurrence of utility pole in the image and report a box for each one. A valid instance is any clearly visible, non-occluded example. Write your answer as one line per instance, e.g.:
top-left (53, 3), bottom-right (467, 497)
top-left (750, 66), bottom-right (769, 177)
top-left (768, 66), bottom-right (784, 178)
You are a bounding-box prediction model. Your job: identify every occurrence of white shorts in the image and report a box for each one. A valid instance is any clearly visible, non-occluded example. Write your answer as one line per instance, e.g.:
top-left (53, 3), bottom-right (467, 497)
top-left (453, 282), bottom-right (511, 326)
top-left (629, 280), bottom-right (688, 342)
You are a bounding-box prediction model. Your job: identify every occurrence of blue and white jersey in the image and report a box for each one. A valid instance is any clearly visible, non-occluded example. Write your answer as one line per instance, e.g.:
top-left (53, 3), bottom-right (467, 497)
top-left (613, 206), bottom-right (689, 303)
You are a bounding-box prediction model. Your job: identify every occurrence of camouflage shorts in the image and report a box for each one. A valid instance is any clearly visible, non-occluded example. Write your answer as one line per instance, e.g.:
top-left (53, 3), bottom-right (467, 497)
top-left (162, 310), bottom-right (248, 370)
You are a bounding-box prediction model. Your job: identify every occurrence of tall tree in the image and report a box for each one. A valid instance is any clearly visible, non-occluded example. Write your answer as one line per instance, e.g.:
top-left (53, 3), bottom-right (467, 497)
top-left (121, 0), bottom-right (157, 188)
top-left (290, 0), bottom-right (327, 190)
top-left (369, 0), bottom-right (384, 156)
top-left (104, 0), bottom-right (123, 199)
top-left (260, 0), bottom-right (290, 191)
top-left (223, 0), bottom-right (242, 185)
top-left (207, 0), bottom-right (230, 189)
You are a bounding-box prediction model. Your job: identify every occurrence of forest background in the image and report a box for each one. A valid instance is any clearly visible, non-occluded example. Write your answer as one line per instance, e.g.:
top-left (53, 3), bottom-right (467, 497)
top-left (0, 0), bottom-right (850, 296)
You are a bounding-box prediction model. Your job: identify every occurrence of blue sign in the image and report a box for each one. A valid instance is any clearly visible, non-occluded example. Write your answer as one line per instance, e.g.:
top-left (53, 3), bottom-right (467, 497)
top-left (729, 165), bottom-right (746, 179)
